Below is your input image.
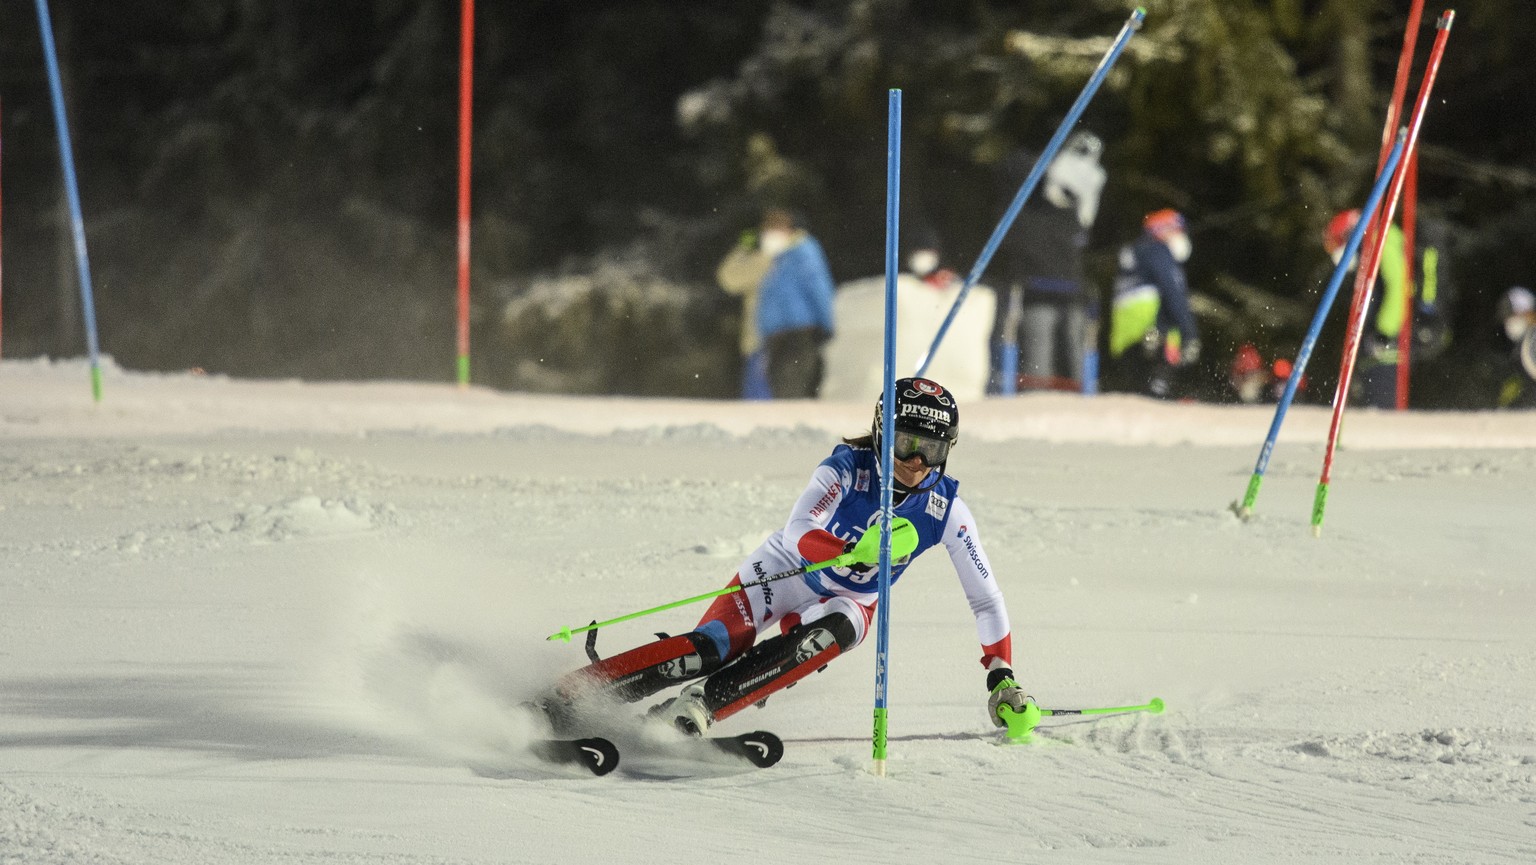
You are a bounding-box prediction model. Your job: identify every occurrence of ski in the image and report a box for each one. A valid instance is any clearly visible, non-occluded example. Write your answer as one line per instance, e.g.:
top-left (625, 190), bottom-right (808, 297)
top-left (530, 736), bottom-right (620, 776)
top-left (520, 697), bottom-right (780, 772)
top-left (705, 730), bottom-right (783, 768)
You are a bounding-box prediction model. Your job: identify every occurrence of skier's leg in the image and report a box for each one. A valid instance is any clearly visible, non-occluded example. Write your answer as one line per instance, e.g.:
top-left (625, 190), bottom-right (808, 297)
top-left (1017, 302), bottom-right (1056, 385)
top-left (550, 576), bottom-right (761, 711)
top-left (694, 575), bottom-right (761, 660)
top-left (551, 631), bottom-right (723, 704)
top-left (676, 595), bottom-right (873, 731)
top-left (987, 285), bottom-right (1019, 394)
top-left (1358, 360), bottom-right (1398, 409)
top-left (741, 350), bottom-right (772, 401)
top-left (1060, 299), bottom-right (1087, 385)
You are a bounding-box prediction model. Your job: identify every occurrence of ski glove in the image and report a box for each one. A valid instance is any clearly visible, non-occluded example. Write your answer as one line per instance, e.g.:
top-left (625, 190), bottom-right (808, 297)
top-left (1163, 337), bottom-right (1201, 366)
top-left (842, 539), bottom-right (875, 576)
top-left (986, 667), bottom-right (1034, 728)
top-left (1181, 338), bottom-right (1201, 366)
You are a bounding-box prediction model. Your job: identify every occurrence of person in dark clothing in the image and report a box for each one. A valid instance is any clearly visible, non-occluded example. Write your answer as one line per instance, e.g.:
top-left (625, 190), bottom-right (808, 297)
top-left (1496, 286), bottom-right (1536, 409)
top-left (1321, 210), bottom-right (1458, 409)
top-left (990, 132), bottom-right (1107, 393)
top-left (1108, 209), bottom-right (1200, 399)
top-left (1323, 209), bottom-right (1407, 409)
top-left (903, 221), bottom-right (961, 290)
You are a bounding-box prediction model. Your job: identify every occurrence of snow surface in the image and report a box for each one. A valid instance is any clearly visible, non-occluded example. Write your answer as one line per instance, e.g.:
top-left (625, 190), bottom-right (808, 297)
top-left (3, 357), bottom-right (1535, 864)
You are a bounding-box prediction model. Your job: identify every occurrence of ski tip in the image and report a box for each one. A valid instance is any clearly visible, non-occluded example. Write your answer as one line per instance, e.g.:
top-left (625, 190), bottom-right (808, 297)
top-left (1148, 697), bottom-right (1165, 714)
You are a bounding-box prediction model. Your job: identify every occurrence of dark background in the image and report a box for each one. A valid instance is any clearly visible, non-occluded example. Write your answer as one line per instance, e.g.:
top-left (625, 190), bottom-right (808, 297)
top-left (1, 1), bottom-right (1531, 405)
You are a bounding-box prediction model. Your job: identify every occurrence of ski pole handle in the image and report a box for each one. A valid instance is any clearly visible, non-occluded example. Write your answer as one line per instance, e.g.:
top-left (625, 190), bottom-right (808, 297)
top-left (546, 518), bottom-right (919, 642)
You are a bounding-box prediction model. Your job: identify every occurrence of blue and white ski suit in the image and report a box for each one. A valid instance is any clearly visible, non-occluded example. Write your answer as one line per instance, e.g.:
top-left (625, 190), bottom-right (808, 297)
top-left (696, 443), bottom-right (1014, 670)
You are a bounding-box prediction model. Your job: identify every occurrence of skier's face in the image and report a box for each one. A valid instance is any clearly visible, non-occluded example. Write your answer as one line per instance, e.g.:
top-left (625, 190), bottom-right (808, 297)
top-left (892, 453), bottom-right (932, 488)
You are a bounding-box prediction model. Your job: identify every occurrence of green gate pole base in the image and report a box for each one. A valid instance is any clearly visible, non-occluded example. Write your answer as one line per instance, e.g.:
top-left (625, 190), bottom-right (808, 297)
top-left (1235, 473), bottom-right (1263, 521)
top-left (1310, 482), bottom-right (1329, 537)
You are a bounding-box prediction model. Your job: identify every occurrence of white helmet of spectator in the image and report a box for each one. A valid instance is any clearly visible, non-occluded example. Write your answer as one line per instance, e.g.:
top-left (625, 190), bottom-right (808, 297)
top-left (1044, 130), bottom-right (1107, 229)
top-left (1498, 286), bottom-right (1535, 342)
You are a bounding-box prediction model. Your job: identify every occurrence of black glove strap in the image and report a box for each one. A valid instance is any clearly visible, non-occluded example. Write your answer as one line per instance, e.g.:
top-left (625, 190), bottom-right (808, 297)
top-left (986, 667), bottom-right (1016, 692)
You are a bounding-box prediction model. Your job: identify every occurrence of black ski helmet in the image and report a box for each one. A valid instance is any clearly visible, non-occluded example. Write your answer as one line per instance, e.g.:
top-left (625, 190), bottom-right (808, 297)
top-left (872, 377), bottom-right (960, 486)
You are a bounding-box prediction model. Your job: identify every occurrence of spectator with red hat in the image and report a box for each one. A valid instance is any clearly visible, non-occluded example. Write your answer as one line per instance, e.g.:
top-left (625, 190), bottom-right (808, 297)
top-left (1229, 343), bottom-right (1268, 404)
top-left (1228, 343), bottom-right (1307, 405)
top-left (1108, 209), bottom-right (1201, 398)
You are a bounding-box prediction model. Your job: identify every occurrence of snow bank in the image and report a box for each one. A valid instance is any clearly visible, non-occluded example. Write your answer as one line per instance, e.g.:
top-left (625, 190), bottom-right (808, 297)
top-left (6, 357), bottom-right (1535, 448)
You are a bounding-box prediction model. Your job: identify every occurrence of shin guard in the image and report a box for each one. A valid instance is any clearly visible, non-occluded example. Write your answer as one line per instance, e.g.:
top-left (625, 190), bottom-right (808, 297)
top-left (702, 614), bottom-right (857, 723)
top-left (558, 632), bottom-right (723, 705)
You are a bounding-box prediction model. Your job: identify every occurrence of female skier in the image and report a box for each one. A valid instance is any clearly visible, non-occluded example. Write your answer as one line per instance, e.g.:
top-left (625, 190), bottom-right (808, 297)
top-left (544, 377), bottom-right (1030, 735)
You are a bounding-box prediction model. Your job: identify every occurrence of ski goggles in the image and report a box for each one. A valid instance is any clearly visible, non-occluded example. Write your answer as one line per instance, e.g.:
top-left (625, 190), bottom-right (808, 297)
top-left (890, 429), bottom-right (951, 466)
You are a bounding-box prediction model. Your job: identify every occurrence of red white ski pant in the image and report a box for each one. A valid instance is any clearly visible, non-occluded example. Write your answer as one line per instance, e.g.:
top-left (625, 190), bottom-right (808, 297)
top-left (697, 541), bottom-right (876, 662)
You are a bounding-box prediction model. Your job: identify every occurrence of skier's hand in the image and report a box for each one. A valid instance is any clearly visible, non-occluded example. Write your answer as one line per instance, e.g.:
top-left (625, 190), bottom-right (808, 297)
top-left (986, 667), bottom-right (1034, 728)
top-left (1181, 339), bottom-right (1201, 365)
top-left (839, 520), bottom-right (917, 576)
top-left (842, 539), bottom-right (875, 576)
top-left (1162, 338), bottom-right (1200, 366)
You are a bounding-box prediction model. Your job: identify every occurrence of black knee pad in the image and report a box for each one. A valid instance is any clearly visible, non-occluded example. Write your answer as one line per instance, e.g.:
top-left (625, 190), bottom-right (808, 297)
top-left (790, 612), bottom-right (857, 656)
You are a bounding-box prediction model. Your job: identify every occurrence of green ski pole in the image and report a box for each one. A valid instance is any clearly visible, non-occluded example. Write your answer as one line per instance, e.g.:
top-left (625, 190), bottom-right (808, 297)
top-left (997, 697), bottom-right (1165, 742)
top-left (546, 518), bottom-right (919, 643)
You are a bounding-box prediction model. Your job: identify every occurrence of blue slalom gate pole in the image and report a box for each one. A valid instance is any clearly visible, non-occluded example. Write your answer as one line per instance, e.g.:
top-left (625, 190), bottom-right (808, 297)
top-left (872, 88), bottom-right (900, 776)
top-left (915, 7), bottom-right (1145, 378)
top-left (1235, 129), bottom-right (1407, 519)
top-left (35, 0), bottom-right (104, 401)
top-left (1082, 305), bottom-right (1101, 395)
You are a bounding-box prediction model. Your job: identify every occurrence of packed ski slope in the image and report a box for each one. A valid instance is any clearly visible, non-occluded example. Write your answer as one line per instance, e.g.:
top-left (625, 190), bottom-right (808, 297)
top-left (3, 358), bottom-right (1534, 864)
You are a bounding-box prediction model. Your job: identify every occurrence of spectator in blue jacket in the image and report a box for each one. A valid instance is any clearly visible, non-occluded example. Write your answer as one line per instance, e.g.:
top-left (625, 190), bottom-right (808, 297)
top-left (756, 208), bottom-right (837, 398)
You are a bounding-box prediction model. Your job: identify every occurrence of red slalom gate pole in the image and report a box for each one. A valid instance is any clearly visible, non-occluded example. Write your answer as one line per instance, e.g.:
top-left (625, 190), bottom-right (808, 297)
top-left (455, 0), bottom-right (475, 387)
top-left (1336, 0), bottom-right (1425, 419)
top-left (1383, 1), bottom-right (1426, 413)
top-left (1, 91), bottom-right (5, 358)
top-left (1376, 0), bottom-right (1426, 174)
top-left (1313, 11), bottom-right (1454, 537)
top-left (1396, 151), bottom-right (1419, 409)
